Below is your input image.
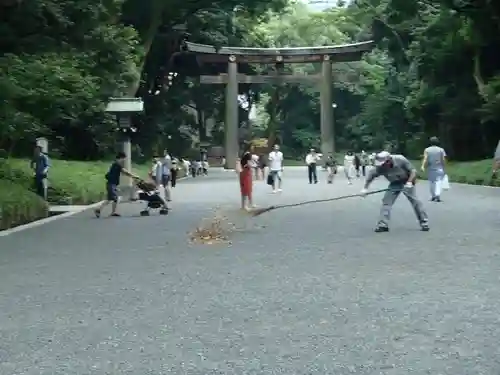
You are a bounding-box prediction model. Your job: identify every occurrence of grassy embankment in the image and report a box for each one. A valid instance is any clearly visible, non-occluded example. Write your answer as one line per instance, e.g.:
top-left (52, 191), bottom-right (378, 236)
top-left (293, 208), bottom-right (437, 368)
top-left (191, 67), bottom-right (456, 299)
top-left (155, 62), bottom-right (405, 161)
top-left (0, 158), bottom-right (183, 230)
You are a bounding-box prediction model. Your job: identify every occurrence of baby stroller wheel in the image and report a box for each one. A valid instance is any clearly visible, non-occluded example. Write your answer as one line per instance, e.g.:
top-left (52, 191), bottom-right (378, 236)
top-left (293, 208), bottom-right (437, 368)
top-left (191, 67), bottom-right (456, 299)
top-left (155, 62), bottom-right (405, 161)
top-left (140, 210), bottom-right (150, 216)
top-left (159, 208), bottom-right (169, 215)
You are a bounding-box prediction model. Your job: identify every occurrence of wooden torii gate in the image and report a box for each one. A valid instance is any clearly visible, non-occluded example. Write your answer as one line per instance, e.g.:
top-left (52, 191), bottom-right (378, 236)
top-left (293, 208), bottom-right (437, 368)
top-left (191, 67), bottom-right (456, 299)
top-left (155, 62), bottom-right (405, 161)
top-left (184, 41), bottom-right (374, 169)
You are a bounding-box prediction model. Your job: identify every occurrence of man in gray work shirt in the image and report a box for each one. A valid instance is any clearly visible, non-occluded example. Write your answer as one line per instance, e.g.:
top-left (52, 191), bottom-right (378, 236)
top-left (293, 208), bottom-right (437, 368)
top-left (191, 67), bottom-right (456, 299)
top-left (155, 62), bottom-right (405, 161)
top-left (360, 151), bottom-right (429, 232)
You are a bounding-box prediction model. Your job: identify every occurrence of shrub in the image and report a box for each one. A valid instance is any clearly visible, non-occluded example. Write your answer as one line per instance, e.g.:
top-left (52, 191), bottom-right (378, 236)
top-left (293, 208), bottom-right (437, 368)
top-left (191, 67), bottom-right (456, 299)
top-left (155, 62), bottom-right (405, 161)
top-left (0, 180), bottom-right (49, 230)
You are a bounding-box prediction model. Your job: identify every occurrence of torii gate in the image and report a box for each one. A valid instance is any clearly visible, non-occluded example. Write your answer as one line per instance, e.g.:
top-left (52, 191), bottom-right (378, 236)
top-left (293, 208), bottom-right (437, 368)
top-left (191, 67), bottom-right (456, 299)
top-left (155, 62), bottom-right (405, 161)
top-left (184, 41), bottom-right (374, 168)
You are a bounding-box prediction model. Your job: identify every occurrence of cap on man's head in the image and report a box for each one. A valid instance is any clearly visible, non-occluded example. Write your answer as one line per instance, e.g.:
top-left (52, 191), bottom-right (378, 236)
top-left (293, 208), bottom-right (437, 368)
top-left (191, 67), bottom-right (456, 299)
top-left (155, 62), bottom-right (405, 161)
top-left (374, 151), bottom-right (391, 166)
top-left (430, 136), bottom-right (439, 145)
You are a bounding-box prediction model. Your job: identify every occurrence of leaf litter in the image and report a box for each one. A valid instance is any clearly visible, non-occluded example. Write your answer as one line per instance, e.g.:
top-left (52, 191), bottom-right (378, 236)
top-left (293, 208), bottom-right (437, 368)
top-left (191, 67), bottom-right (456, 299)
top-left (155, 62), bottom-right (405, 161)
top-left (189, 208), bottom-right (266, 245)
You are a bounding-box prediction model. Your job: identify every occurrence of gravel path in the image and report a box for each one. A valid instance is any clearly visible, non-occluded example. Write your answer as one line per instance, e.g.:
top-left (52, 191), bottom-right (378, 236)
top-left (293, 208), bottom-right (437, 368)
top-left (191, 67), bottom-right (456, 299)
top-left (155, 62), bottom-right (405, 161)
top-left (1, 167), bottom-right (500, 375)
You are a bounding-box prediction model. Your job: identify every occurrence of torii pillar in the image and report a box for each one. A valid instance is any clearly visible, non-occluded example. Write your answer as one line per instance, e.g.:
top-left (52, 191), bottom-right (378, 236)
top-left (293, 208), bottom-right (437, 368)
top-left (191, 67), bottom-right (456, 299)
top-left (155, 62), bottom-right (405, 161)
top-left (320, 55), bottom-right (334, 156)
top-left (225, 55), bottom-right (239, 169)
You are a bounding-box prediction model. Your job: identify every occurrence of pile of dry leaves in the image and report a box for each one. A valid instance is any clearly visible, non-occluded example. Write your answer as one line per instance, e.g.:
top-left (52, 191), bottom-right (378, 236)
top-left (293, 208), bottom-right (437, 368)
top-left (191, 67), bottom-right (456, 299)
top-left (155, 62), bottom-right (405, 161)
top-left (189, 211), bottom-right (236, 245)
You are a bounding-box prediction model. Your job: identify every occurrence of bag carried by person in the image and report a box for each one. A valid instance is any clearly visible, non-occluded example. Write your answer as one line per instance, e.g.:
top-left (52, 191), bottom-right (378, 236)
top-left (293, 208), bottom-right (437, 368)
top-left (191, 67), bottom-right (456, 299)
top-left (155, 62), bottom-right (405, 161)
top-left (442, 174), bottom-right (450, 190)
top-left (266, 173), bottom-right (274, 185)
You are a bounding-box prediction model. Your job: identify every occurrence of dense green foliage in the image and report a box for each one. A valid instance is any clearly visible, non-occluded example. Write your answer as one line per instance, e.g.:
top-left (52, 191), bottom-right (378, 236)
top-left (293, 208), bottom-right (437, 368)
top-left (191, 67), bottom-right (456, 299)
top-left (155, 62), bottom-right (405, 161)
top-left (0, 0), bottom-right (286, 159)
top-left (248, 1), bottom-right (500, 160)
top-left (2, 0), bottom-right (499, 160)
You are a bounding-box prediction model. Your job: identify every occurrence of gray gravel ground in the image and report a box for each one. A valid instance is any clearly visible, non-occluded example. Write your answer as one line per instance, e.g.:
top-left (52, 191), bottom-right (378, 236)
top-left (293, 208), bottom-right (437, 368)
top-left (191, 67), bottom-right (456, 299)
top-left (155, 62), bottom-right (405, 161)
top-left (1, 167), bottom-right (500, 375)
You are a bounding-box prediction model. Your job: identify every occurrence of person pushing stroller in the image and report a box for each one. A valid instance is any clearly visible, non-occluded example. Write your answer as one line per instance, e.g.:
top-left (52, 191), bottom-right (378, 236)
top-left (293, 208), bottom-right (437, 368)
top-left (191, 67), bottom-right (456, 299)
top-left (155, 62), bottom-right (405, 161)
top-left (94, 152), bottom-right (141, 218)
top-left (360, 151), bottom-right (429, 233)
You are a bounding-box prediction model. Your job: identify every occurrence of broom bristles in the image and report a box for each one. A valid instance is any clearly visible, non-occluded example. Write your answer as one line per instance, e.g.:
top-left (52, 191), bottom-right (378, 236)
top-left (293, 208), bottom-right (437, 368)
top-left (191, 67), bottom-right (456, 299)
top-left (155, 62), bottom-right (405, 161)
top-left (250, 206), bottom-right (275, 217)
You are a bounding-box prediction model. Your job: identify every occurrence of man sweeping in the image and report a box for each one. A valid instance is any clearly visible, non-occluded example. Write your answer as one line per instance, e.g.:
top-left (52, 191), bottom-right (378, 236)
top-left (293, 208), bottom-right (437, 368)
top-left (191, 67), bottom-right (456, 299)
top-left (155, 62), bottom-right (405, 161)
top-left (360, 151), bottom-right (429, 232)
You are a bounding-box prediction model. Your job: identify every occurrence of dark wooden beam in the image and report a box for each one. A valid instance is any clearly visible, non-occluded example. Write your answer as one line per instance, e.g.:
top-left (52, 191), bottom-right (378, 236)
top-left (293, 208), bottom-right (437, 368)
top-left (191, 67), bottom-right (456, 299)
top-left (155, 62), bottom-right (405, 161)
top-left (194, 52), bottom-right (365, 64)
top-left (185, 41), bottom-right (374, 56)
top-left (199, 74), bottom-right (323, 84)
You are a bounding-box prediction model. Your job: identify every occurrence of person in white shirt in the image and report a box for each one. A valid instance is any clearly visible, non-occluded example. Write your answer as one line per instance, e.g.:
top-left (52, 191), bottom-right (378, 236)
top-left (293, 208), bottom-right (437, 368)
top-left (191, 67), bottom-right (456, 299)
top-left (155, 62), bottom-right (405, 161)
top-left (344, 151), bottom-right (355, 184)
top-left (251, 153), bottom-right (260, 180)
top-left (161, 153), bottom-right (172, 203)
top-left (181, 158), bottom-right (190, 176)
top-left (305, 148), bottom-right (319, 184)
top-left (268, 144), bottom-right (284, 193)
top-left (149, 157), bottom-right (162, 184)
top-left (202, 160), bottom-right (209, 175)
top-left (420, 136), bottom-right (447, 202)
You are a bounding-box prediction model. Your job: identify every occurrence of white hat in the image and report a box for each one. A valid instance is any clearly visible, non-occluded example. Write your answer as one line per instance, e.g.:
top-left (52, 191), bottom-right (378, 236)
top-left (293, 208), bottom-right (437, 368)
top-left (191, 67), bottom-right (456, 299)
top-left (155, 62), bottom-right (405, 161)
top-left (374, 151), bottom-right (391, 166)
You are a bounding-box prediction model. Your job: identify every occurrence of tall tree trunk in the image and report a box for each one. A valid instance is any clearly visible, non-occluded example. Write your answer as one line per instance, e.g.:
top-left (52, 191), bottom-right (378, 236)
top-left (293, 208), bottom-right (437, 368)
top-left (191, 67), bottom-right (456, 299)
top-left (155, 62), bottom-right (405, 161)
top-left (266, 88), bottom-right (281, 151)
top-left (124, 0), bottom-right (169, 97)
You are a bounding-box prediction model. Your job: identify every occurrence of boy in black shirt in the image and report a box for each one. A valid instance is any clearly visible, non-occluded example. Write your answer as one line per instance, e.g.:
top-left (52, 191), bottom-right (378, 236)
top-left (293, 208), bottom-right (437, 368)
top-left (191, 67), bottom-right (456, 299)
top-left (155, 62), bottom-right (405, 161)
top-left (94, 152), bottom-right (140, 218)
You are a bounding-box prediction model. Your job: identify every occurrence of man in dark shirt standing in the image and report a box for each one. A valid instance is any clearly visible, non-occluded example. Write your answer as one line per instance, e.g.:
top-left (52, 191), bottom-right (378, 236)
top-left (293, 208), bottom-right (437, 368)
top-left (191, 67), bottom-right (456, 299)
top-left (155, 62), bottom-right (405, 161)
top-left (31, 146), bottom-right (50, 200)
top-left (94, 152), bottom-right (140, 218)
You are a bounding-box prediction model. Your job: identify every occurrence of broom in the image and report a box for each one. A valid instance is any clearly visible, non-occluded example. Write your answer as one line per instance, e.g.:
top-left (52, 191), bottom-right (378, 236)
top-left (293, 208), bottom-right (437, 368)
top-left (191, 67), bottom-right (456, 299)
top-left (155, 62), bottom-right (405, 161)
top-left (250, 188), bottom-right (390, 217)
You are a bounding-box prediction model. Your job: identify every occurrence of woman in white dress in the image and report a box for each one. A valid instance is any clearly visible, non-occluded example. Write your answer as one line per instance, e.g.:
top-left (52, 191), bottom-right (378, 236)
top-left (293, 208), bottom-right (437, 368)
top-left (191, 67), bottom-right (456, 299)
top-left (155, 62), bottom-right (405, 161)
top-left (344, 151), bottom-right (355, 184)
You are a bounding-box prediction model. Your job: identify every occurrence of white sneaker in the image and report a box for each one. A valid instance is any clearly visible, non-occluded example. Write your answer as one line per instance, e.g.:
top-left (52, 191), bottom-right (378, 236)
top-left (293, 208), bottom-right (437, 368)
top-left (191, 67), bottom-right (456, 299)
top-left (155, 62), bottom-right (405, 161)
top-left (277, 188), bottom-right (282, 192)
top-left (272, 190), bottom-right (277, 194)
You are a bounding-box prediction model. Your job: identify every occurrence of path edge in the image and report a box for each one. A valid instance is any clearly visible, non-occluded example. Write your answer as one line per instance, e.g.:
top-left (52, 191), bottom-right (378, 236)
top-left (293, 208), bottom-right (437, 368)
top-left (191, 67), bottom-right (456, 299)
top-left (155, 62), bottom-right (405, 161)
top-left (0, 176), bottom-right (189, 237)
top-left (0, 201), bottom-right (104, 237)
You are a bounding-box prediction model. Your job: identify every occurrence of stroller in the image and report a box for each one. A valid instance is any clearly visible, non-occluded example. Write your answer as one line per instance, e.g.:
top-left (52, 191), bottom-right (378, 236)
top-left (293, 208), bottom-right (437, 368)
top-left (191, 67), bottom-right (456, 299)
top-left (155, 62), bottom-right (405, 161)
top-left (136, 180), bottom-right (169, 216)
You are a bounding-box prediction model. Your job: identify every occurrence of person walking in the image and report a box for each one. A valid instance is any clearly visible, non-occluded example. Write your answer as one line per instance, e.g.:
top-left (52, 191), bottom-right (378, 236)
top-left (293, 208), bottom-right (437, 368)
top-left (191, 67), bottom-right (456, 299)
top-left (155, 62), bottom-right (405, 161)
top-left (237, 150), bottom-right (254, 210)
top-left (343, 151), bottom-right (355, 184)
top-left (149, 156), bottom-right (161, 182)
top-left (360, 151), bottom-right (429, 232)
top-left (251, 152), bottom-right (260, 180)
top-left (202, 159), bottom-right (209, 175)
top-left (354, 153), bottom-right (361, 177)
top-left (94, 152), bottom-right (141, 218)
top-left (360, 150), bottom-right (369, 176)
top-left (492, 141), bottom-right (500, 180)
top-left (258, 153), bottom-right (267, 180)
top-left (421, 136), bottom-right (447, 202)
top-left (170, 157), bottom-right (179, 187)
top-left (161, 153), bottom-right (172, 204)
top-left (305, 148), bottom-right (319, 184)
top-left (268, 144), bottom-right (284, 193)
top-left (325, 155), bottom-right (337, 184)
top-left (31, 145), bottom-right (50, 200)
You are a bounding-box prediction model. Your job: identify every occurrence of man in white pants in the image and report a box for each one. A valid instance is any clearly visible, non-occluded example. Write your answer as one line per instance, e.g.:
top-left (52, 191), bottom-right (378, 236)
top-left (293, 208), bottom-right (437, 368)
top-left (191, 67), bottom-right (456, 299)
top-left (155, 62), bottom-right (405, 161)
top-left (268, 144), bottom-right (284, 193)
top-left (421, 136), bottom-right (446, 202)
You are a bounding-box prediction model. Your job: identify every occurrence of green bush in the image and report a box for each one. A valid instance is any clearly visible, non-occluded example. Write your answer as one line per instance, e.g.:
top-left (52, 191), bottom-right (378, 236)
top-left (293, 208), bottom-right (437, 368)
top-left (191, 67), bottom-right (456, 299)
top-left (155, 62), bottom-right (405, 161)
top-left (0, 180), bottom-right (49, 230)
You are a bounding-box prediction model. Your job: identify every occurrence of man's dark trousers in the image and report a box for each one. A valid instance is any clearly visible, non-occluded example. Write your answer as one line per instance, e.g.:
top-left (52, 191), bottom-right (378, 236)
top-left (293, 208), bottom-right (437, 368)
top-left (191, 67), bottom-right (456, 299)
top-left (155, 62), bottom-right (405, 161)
top-left (34, 174), bottom-right (47, 200)
top-left (308, 163), bottom-right (318, 184)
top-left (171, 168), bottom-right (177, 187)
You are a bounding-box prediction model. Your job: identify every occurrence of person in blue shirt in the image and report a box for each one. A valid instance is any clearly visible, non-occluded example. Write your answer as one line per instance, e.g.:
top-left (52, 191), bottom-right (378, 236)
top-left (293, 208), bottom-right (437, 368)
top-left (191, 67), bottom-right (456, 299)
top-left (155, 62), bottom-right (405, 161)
top-left (30, 146), bottom-right (50, 200)
top-left (94, 152), bottom-right (140, 218)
